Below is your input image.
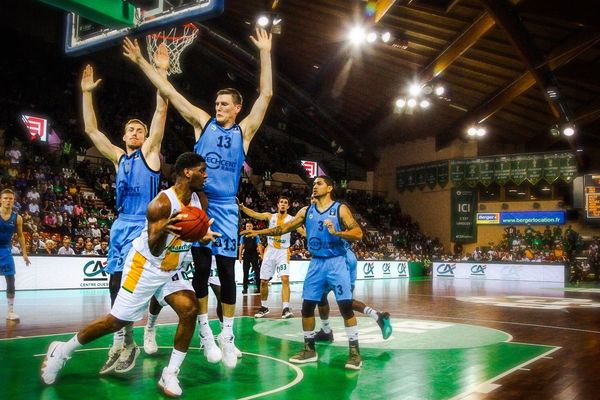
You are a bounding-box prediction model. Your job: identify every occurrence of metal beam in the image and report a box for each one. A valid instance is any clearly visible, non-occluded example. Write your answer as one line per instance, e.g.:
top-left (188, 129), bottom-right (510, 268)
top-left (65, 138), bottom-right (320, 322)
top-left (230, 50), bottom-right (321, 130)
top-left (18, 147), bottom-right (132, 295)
top-left (374, 0), bottom-right (398, 23)
top-left (437, 27), bottom-right (600, 149)
top-left (480, 0), bottom-right (563, 119)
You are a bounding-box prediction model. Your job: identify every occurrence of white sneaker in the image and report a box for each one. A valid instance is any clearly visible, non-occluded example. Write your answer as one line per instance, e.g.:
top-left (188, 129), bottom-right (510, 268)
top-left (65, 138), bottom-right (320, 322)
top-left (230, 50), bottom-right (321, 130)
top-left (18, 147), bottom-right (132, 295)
top-left (6, 311), bottom-right (20, 320)
top-left (200, 334), bottom-right (222, 363)
top-left (41, 341), bottom-right (69, 384)
top-left (158, 367), bottom-right (182, 397)
top-left (217, 334), bottom-right (238, 368)
top-left (144, 327), bottom-right (158, 355)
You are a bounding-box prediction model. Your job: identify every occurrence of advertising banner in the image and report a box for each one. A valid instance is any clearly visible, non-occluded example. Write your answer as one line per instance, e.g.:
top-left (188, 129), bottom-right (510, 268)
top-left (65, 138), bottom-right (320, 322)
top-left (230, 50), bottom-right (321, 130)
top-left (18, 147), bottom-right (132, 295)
top-left (451, 189), bottom-right (477, 243)
top-left (432, 262), bottom-right (564, 283)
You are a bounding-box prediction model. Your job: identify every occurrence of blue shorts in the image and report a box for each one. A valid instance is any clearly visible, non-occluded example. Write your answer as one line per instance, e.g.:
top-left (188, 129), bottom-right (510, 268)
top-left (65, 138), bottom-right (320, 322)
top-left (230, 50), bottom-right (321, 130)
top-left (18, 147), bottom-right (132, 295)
top-left (106, 214), bottom-right (146, 274)
top-left (303, 255), bottom-right (352, 302)
top-left (346, 250), bottom-right (358, 289)
top-left (0, 249), bottom-right (15, 276)
top-left (195, 196), bottom-right (238, 258)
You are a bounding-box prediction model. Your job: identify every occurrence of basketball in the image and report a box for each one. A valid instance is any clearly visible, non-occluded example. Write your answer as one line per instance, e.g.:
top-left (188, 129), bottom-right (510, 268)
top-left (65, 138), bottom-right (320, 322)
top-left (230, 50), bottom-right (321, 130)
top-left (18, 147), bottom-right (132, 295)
top-left (174, 206), bottom-right (210, 243)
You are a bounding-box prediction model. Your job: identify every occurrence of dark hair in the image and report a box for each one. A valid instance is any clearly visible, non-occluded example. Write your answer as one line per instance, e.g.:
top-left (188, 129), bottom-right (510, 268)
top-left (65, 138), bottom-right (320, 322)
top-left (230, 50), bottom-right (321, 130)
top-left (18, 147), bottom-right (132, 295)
top-left (316, 175), bottom-right (334, 188)
top-left (278, 196), bottom-right (290, 203)
top-left (216, 88), bottom-right (243, 105)
top-left (174, 152), bottom-right (206, 175)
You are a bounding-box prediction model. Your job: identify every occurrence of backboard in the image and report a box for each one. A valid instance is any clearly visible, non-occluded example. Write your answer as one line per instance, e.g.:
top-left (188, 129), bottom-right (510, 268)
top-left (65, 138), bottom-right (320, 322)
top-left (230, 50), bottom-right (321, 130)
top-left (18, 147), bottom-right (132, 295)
top-left (64, 0), bottom-right (224, 55)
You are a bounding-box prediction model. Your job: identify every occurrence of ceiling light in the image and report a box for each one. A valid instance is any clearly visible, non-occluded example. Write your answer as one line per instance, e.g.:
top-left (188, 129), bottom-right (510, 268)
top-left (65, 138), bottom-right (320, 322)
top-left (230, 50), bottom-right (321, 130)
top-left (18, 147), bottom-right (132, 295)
top-left (467, 127), bottom-right (477, 136)
top-left (407, 98), bottom-right (417, 108)
top-left (408, 83), bottom-right (421, 96)
top-left (349, 26), bottom-right (366, 45)
top-left (395, 98), bottom-right (406, 108)
top-left (420, 99), bottom-right (430, 109)
top-left (257, 15), bottom-right (269, 27)
top-left (434, 86), bottom-right (445, 96)
top-left (563, 125), bottom-right (575, 136)
top-left (476, 127), bottom-right (486, 137)
top-left (381, 31), bottom-right (392, 43)
top-left (366, 31), bottom-right (377, 43)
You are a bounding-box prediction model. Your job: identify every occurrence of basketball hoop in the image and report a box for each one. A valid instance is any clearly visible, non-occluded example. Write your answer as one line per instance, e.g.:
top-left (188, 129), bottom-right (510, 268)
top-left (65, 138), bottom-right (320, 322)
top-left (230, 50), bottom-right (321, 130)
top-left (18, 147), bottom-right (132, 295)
top-left (146, 23), bottom-right (199, 75)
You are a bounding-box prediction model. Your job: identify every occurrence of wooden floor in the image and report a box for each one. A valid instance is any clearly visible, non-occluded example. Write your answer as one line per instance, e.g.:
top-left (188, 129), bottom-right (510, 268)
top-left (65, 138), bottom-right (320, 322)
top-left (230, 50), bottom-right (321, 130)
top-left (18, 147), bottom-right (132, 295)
top-left (2, 277), bottom-right (600, 399)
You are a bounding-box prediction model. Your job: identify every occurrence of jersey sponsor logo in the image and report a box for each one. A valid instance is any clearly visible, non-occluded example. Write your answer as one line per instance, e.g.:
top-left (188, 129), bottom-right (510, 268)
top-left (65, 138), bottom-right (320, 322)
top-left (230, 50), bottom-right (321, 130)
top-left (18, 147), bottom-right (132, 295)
top-left (470, 264), bottom-right (486, 275)
top-left (329, 208), bottom-right (337, 216)
top-left (436, 263), bottom-right (456, 276)
top-left (167, 243), bottom-right (193, 253)
top-left (204, 151), bottom-right (238, 172)
top-left (308, 237), bottom-right (322, 250)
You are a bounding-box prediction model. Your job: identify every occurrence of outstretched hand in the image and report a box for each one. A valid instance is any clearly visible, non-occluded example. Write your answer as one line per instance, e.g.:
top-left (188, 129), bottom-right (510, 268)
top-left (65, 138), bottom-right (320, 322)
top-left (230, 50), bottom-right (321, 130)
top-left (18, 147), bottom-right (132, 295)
top-left (250, 27), bottom-right (272, 52)
top-left (81, 64), bottom-right (102, 92)
top-left (154, 42), bottom-right (170, 71)
top-left (123, 37), bottom-right (145, 64)
top-left (240, 229), bottom-right (259, 238)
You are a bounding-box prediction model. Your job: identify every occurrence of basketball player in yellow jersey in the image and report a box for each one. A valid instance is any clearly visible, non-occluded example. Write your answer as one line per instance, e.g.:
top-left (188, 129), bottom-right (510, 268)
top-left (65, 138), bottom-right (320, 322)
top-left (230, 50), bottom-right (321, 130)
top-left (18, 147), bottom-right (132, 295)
top-left (41, 153), bottom-right (220, 398)
top-left (240, 196), bottom-right (295, 318)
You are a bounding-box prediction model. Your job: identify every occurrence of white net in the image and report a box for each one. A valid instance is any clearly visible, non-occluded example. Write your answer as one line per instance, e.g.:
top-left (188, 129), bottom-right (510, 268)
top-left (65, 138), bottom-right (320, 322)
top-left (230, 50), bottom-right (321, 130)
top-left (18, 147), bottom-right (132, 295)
top-left (146, 24), bottom-right (199, 75)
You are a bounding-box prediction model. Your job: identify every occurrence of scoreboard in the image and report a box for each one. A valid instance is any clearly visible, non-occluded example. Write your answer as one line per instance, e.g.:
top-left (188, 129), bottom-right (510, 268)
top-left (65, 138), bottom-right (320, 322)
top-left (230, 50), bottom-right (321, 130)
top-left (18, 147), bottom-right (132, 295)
top-left (584, 174), bottom-right (600, 221)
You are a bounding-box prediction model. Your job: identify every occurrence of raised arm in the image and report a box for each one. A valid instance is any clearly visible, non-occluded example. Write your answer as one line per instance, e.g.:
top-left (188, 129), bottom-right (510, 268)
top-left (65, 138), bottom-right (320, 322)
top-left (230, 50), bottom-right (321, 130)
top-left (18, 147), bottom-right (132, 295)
top-left (241, 207), bottom-right (307, 238)
top-left (146, 193), bottom-right (184, 257)
top-left (142, 42), bottom-right (170, 171)
top-left (239, 203), bottom-right (271, 221)
top-left (123, 37), bottom-right (210, 140)
top-left (15, 215), bottom-right (30, 266)
top-left (239, 28), bottom-right (273, 153)
top-left (81, 65), bottom-right (125, 168)
top-left (324, 204), bottom-right (363, 242)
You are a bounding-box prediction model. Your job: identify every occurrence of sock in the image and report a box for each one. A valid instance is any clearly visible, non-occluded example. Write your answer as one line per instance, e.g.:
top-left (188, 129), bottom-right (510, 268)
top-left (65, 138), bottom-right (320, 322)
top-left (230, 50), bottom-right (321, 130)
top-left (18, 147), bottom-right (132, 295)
top-left (282, 302), bottom-right (290, 310)
top-left (222, 317), bottom-right (234, 339)
top-left (146, 313), bottom-right (158, 329)
top-left (345, 325), bottom-right (359, 346)
top-left (198, 314), bottom-right (212, 337)
top-left (123, 324), bottom-right (134, 346)
top-left (364, 306), bottom-right (378, 321)
top-left (261, 300), bottom-right (268, 308)
top-left (167, 349), bottom-right (187, 371)
top-left (63, 335), bottom-right (82, 357)
top-left (303, 331), bottom-right (315, 350)
top-left (112, 327), bottom-right (125, 350)
top-left (321, 319), bottom-right (331, 334)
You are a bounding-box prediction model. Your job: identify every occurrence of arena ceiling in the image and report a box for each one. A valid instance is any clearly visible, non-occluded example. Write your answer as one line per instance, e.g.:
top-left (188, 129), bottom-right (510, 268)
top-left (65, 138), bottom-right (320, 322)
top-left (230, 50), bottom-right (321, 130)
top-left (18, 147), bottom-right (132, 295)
top-left (6, 0), bottom-right (600, 170)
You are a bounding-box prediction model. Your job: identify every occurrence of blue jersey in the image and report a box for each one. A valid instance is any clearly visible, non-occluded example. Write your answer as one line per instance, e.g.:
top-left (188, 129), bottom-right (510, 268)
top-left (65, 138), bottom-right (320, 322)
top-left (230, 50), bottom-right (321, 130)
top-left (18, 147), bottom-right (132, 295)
top-left (115, 149), bottom-right (160, 217)
top-left (0, 211), bottom-right (17, 249)
top-left (193, 118), bottom-right (245, 199)
top-left (305, 202), bottom-right (346, 258)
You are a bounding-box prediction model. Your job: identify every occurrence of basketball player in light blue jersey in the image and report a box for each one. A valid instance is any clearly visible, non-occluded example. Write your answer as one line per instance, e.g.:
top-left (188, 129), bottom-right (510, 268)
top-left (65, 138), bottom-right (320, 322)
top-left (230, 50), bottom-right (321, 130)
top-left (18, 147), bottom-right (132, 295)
top-left (124, 28), bottom-right (272, 368)
top-left (0, 189), bottom-right (31, 321)
top-left (80, 43), bottom-right (169, 375)
top-left (242, 176), bottom-right (364, 370)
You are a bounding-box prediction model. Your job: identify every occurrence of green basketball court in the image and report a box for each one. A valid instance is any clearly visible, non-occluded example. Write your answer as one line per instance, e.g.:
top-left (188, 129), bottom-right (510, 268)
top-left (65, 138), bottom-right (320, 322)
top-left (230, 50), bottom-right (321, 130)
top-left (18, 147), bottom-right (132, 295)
top-left (1, 316), bottom-right (558, 399)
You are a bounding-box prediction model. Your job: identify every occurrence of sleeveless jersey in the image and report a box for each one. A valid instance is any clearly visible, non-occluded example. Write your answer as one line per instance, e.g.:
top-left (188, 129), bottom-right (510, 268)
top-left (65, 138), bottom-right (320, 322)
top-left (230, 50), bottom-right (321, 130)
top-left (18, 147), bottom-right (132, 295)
top-left (131, 188), bottom-right (200, 271)
top-left (267, 213), bottom-right (293, 249)
top-left (193, 118), bottom-right (245, 198)
top-left (305, 202), bottom-right (345, 258)
top-left (0, 211), bottom-right (17, 249)
top-left (115, 149), bottom-right (160, 216)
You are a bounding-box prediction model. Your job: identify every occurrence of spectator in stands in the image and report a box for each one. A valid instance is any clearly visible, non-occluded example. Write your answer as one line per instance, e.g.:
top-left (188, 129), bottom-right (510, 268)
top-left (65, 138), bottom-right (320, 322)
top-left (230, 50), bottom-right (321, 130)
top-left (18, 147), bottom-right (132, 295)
top-left (81, 240), bottom-right (97, 256)
top-left (96, 240), bottom-right (109, 256)
top-left (58, 236), bottom-right (75, 255)
top-left (43, 239), bottom-right (57, 255)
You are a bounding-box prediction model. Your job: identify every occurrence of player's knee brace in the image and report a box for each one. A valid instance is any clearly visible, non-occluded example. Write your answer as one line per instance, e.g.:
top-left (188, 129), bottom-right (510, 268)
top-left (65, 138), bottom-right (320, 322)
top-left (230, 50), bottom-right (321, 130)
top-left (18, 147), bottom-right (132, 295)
top-left (191, 247), bottom-right (211, 298)
top-left (108, 272), bottom-right (122, 306)
top-left (337, 300), bottom-right (354, 320)
top-left (301, 300), bottom-right (318, 318)
top-left (216, 256), bottom-right (236, 304)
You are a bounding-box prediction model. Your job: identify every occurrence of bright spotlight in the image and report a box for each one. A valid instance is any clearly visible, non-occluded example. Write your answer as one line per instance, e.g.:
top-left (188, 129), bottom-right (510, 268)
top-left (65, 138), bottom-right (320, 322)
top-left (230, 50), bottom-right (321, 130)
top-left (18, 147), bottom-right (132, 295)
top-left (434, 86), bottom-right (445, 96)
top-left (407, 98), bottom-right (417, 108)
top-left (395, 98), bottom-right (406, 108)
top-left (257, 15), bottom-right (269, 27)
top-left (349, 26), bottom-right (366, 45)
top-left (420, 99), bottom-right (430, 109)
top-left (467, 127), bottom-right (477, 136)
top-left (476, 127), bottom-right (486, 137)
top-left (563, 126), bottom-right (575, 136)
top-left (366, 31), bottom-right (377, 43)
top-left (408, 83), bottom-right (421, 96)
top-left (381, 31), bottom-right (392, 43)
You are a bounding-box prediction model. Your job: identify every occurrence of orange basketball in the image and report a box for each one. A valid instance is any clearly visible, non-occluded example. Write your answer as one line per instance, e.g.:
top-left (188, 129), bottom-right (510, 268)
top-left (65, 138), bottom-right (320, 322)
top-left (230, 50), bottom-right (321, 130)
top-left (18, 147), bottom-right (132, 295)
top-left (174, 206), bottom-right (210, 243)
